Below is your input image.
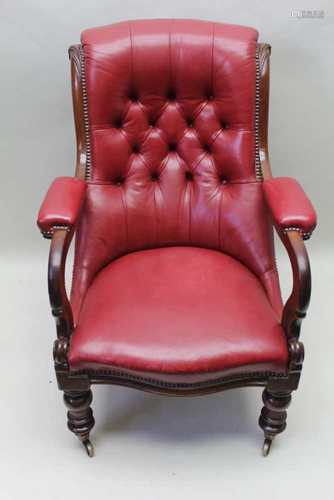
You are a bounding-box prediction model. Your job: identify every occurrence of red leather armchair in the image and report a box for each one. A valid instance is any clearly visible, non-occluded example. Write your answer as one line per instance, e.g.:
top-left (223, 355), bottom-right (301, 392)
top-left (37, 20), bottom-right (317, 457)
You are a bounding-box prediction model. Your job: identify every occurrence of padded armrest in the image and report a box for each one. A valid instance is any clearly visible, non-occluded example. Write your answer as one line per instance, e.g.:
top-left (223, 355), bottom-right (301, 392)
top-left (263, 177), bottom-right (317, 239)
top-left (37, 176), bottom-right (86, 238)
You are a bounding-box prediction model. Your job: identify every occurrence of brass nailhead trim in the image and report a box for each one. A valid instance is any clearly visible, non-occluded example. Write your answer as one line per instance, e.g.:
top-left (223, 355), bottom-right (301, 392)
top-left (255, 45), bottom-right (263, 181)
top-left (284, 227), bottom-right (313, 240)
top-left (41, 225), bottom-right (70, 239)
top-left (73, 368), bottom-right (286, 389)
top-left (80, 46), bottom-right (92, 181)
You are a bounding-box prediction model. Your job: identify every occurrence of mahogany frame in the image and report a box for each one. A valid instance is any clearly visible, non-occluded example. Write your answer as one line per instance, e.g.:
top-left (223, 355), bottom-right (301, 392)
top-left (46, 43), bottom-right (312, 457)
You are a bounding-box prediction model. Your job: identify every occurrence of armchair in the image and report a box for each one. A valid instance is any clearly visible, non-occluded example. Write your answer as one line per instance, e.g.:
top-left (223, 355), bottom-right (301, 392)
top-left (37, 20), bottom-right (316, 457)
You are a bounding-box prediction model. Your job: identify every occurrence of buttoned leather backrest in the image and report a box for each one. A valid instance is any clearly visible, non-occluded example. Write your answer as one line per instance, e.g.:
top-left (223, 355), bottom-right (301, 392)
top-left (71, 19), bottom-right (281, 319)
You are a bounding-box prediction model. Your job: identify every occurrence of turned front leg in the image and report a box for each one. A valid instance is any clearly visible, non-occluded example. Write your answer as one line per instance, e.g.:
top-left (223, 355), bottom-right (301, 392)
top-left (63, 389), bottom-right (95, 457)
top-left (259, 388), bottom-right (292, 456)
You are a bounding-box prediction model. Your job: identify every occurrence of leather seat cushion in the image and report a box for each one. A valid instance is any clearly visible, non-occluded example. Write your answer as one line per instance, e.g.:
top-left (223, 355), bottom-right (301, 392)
top-left (68, 247), bottom-right (288, 382)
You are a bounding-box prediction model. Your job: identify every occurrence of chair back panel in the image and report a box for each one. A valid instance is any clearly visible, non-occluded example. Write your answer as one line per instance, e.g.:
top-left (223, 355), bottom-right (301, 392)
top-left (71, 19), bottom-right (279, 318)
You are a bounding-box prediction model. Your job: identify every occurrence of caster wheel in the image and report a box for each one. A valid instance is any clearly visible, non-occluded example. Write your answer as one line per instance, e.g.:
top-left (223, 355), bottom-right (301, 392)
top-left (262, 437), bottom-right (272, 457)
top-left (83, 439), bottom-right (95, 457)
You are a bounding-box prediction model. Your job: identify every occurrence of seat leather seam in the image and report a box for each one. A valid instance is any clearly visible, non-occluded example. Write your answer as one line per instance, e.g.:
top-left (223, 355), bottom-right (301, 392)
top-left (120, 188), bottom-right (129, 252)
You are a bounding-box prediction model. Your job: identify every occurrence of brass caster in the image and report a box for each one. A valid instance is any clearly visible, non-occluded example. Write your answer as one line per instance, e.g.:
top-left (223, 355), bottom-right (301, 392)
top-left (262, 437), bottom-right (272, 457)
top-left (83, 439), bottom-right (94, 457)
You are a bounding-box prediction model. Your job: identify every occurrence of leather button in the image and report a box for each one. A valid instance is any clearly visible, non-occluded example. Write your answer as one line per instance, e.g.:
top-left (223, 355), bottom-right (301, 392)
top-left (151, 172), bottom-right (159, 182)
top-left (185, 171), bottom-right (193, 181)
top-left (114, 176), bottom-right (124, 186)
top-left (187, 118), bottom-right (194, 128)
top-left (203, 143), bottom-right (211, 152)
top-left (169, 143), bottom-right (177, 151)
top-left (167, 90), bottom-right (176, 101)
top-left (129, 91), bottom-right (138, 102)
top-left (132, 144), bottom-right (140, 153)
top-left (220, 176), bottom-right (227, 184)
top-left (114, 118), bottom-right (123, 129)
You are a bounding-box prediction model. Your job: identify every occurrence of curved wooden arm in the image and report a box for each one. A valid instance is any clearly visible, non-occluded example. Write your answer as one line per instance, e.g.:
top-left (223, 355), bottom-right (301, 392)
top-left (279, 230), bottom-right (311, 341)
top-left (48, 228), bottom-right (74, 339)
top-left (258, 44), bottom-right (313, 343)
top-left (258, 44), bottom-right (312, 387)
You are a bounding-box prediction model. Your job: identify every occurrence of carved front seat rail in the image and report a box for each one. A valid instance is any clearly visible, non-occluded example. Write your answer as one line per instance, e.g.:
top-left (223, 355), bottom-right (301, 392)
top-left (37, 20), bottom-right (317, 457)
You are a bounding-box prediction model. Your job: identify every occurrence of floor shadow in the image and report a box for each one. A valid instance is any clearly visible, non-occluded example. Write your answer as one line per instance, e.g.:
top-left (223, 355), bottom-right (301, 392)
top-left (93, 385), bottom-right (263, 446)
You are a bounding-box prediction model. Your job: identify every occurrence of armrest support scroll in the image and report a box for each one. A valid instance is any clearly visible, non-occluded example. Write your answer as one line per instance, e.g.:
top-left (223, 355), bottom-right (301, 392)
top-left (281, 231), bottom-right (311, 341)
top-left (264, 177), bottom-right (316, 383)
top-left (48, 228), bottom-right (74, 339)
top-left (37, 176), bottom-right (86, 341)
top-left (37, 176), bottom-right (86, 358)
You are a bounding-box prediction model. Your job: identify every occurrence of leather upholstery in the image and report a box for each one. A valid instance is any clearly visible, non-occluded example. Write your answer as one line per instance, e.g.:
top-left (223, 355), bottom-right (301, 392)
top-left (71, 19), bottom-right (282, 322)
top-left (263, 177), bottom-right (317, 236)
top-left (37, 176), bottom-right (86, 235)
top-left (69, 247), bottom-right (288, 381)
